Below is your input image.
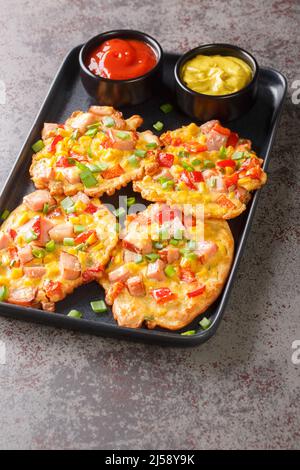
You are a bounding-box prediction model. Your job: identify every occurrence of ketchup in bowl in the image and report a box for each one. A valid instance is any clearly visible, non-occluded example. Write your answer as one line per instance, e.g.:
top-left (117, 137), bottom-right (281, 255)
top-left (87, 38), bottom-right (158, 80)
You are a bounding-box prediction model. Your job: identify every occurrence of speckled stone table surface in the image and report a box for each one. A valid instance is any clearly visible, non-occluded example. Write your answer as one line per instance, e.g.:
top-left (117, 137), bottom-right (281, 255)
top-left (0, 0), bottom-right (299, 450)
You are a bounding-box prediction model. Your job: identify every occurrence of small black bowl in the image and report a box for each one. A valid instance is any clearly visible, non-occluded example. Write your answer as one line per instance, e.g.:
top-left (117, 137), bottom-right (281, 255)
top-left (175, 43), bottom-right (259, 122)
top-left (79, 30), bottom-right (163, 107)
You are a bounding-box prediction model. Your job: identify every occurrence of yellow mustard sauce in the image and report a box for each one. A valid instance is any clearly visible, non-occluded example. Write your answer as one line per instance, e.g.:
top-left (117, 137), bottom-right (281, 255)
top-left (181, 54), bottom-right (253, 95)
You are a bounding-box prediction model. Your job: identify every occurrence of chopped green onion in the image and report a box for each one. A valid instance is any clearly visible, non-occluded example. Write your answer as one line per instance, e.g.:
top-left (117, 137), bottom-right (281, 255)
top-left (45, 240), bottom-right (56, 252)
top-left (42, 202), bottom-right (49, 214)
top-left (116, 131), bottom-right (130, 140)
top-left (158, 226), bottom-right (170, 240)
top-left (68, 157), bottom-right (76, 165)
top-left (115, 223), bottom-right (120, 233)
top-left (85, 127), bottom-right (98, 137)
top-left (0, 285), bottom-right (8, 301)
top-left (181, 330), bottom-right (196, 336)
top-left (170, 238), bottom-right (179, 246)
top-left (160, 103), bottom-right (173, 114)
top-left (126, 197), bottom-right (136, 207)
top-left (87, 121), bottom-right (100, 130)
top-left (203, 160), bottom-right (215, 169)
top-left (153, 242), bottom-right (163, 250)
top-left (86, 163), bottom-right (104, 173)
top-left (199, 317), bottom-right (211, 329)
top-left (174, 228), bottom-right (184, 240)
top-left (102, 116), bottom-right (115, 128)
top-left (145, 253), bottom-right (160, 262)
top-left (24, 230), bottom-right (38, 242)
top-left (67, 309), bottom-right (82, 318)
top-left (178, 150), bottom-right (189, 158)
top-left (113, 207), bottom-right (126, 218)
top-left (153, 121), bottom-right (164, 132)
top-left (80, 169), bottom-right (97, 188)
top-left (158, 176), bottom-right (171, 185)
top-left (31, 139), bottom-right (45, 153)
top-left (74, 225), bottom-right (85, 234)
top-left (90, 300), bottom-right (107, 313)
top-left (191, 159), bottom-right (201, 167)
top-left (63, 237), bottom-right (75, 246)
top-left (161, 180), bottom-right (175, 190)
top-left (184, 253), bottom-right (198, 261)
top-left (134, 149), bottom-right (147, 158)
top-left (134, 254), bottom-right (144, 264)
top-left (146, 142), bottom-right (158, 149)
top-left (232, 151), bottom-right (245, 160)
top-left (208, 177), bottom-right (217, 188)
top-left (165, 265), bottom-right (176, 277)
top-left (1, 209), bottom-right (10, 220)
top-left (128, 155), bottom-right (139, 167)
top-left (76, 243), bottom-right (86, 251)
top-left (97, 162), bottom-right (109, 171)
top-left (181, 161), bottom-right (194, 171)
top-left (32, 248), bottom-right (46, 259)
top-left (70, 129), bottom-right (79, 141)
top-left (61, 197), bottom-right (75, 212)
top-left (219, 146), bottom-right (227, 158)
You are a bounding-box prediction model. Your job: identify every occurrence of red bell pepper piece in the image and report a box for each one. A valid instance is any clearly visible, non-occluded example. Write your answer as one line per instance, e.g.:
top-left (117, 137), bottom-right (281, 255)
top-left (31, 217), bottom-right (41, 238)
top-left (156, 209), bottom-right (177, 225)
top-left (8, 229), bottom-right (17, 240)
top-left (82, 264), bottom-right (104, 282)
top-left (102, 164), bottom-right (124, 179)
top-left (158, 152), bottom-right (174, 168)
top-left (84, 203), bottom-right (98, 214)
top-left (190, 171), bottom-right (204, 183)
top-left (224, 173), bottom-right (238, 188)
top-left (187, 285), bottom-right (206, 298)
top-left (56, 156), bottom-right (73, 167)
top-left (217, 194), bottom-right (236, 209)
top-left (74, 230), bottom-right (97, 245)
top-left (184, 142), bottom-right (208, 153)
top-left (122, 240), bottom-right (141, 253)
top-left (44, 280), bottom-right (63, 300)
top-left (216, 159), bottom-right (236, 169)
top-left (179, 268), bottom-right (196, 283)
top-left (226, 132), bottom-right (239, 148)
top-left (180, 170), bottom-right (197, 190)
top-left (150, 287), bottom-right (177, 304)
top-left (213, 123), bottom-right (231, 136)
top-left (50, 135), bottom-right (63, 153)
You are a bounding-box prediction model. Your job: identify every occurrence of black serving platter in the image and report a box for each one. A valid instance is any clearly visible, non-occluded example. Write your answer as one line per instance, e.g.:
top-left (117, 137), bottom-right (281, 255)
top-left (0, 46), bottom-right (287, 346)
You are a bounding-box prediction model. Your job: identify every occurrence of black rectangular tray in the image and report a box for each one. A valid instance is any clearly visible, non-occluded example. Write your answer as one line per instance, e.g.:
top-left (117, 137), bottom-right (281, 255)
top-left (0, 46), bottom-right (287, 346)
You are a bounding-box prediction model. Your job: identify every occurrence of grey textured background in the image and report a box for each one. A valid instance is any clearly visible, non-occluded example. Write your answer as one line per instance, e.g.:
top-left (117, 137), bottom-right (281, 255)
top-left (0, 0), bottom-right (299, 450)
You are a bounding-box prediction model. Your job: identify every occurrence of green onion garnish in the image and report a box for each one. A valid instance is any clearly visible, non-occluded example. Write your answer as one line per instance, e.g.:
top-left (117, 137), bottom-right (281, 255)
top-left (153, 242), bottom-right (163, 250)
top-left (219, 146), bottom-right (227, 158)
top-left (32, 248), bottom-right (46, 259)
top-left (187, 240), bottom-right (197, 250)
top-left (165, 265), bottom-right (176, 277)
top-left (199, 317), bottom-right (211, 329)
top-left (170, 238), bottom-right (179, 246)
top-left (102, 116), bottom-right (115, 128)
top-left (85, 127), bottom-right (99, 137)
top-left (42, 202), bottom-right (49, 214)
top-left (90, 300), bottom-right (107, 313)
top-left (128, 155), bottom-right (139, 167)
top-left (86, 163), bottom-right (103, 173)
top-left (181, 161), bottom-right (194, 172)
top-left (87, 122), bottom-right (100, 130)
top-left (203, 160), bottom-right (215, 169)
top-left (74, 225), bottom-right (85, 234)
top-left (134, 149), bottom-right (147, 158)
top-left (146, 142), bottom-right (158, 149)
top-left (0, 285), bottom-right (8, 301)
top-left (113, 207), bottom-right (126, 218)
top-left (70, 129), bottom-right (79, 141)
top-left (61, 196), bottom-right (75, 212)
top-left (232, 151), bottom-right (245, 160)
top-left (181, 330), bottom-right (196, 336)
top-left (153, 121), bottom-right (164, 132)
top-left (63, 238), bottom-right (75, 246)
top-left (116, 131), bottom-right (130, 140)
top-left (80, 168), bottom-right (97, 188)
top-left (1, 209), bottom-right (10, 220)
top-left (67, 309), bottom-right (83, 318)
top-left (126, 197), bottom-right (136, 207)
top-left (191, 159), bottom-right (201, 167)
top-left (45, 240), bottom-right (56, 252)
top-left (31, 139), bottom-right (45, 153)
top-left (161, 180), bottom-right (175, 190)
top-left (160, 103), bottom-right (173, 114)
top-left (134, 254), bottom-right (144, 264)
top-left (76, 243), bottom-right (86, 251)
top-left (24, 230), bottom-right (38, 243)
top-left (174, 228), bottom-right (184, 240)
top-left (158, 226), bottom-right (170, 240)
top-left (178, 150), bottom-right (189, 158)
top-left (145, 253), bottom-right (160, 262)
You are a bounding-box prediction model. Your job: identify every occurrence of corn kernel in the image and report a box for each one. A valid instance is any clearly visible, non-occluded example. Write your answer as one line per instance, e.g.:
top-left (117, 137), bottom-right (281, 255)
top-left (10, 267), bottom-right (23, 279)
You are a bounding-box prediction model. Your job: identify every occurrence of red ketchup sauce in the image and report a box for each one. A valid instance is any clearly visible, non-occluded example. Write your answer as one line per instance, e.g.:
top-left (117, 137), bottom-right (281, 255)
top-left (87, 38), bottom-right (157, 80)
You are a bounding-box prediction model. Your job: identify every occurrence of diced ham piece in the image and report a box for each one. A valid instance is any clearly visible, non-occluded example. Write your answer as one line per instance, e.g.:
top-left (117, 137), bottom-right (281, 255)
top-left (159, 246), bottom-right (180, 264)
top-left (60, 252), bottom-right (81, 280)
top-left (23, 190), bottom-right (55, 212)
top-left (18, 245), bottom-right (33, 264)
top-left (42, 123), bottom-right (58, 140)
top-left (31, 159), bottom-right (54, 183)
top-left (71, 191), bottom-right (90, 205)
top-left (24, 266), bottom-right (46, 278)
top-left (200, 120), bottom-right (219, 135)
top-left (0, 232), bottom-right (10, 250)
top-left (89, 106), bottom-right (115, 116)
top-left (206, 130), bottom-right (228, 151)
top-left (108, 266), bottom-right (130, 283)
top-left (41, 301), bottom-right (55, 312)
top-left (125, 115), bottom-right (143, 131)
top-left (61, 167), bottom-right (81, 184)
top-left (194, 241), bottom-right (218, 259)
top-left (39, 218), bottom-right (54, 245)
top-left (8, 287), bottom-right (36, 306)
top-left (123, 250), bottom-right (139, 263)
top-left (109, 129), bottom-right (136, 151)
top-left (122, 232), bottom-right (152, 255)
top-left (147, 259), bottom-right (166, 281)
top-left (126, 276), bottom-right (145, 297)
top-left (49, 223), bottom-right (73, 242)
top-left (68, 112), bottom-right (98, 134)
